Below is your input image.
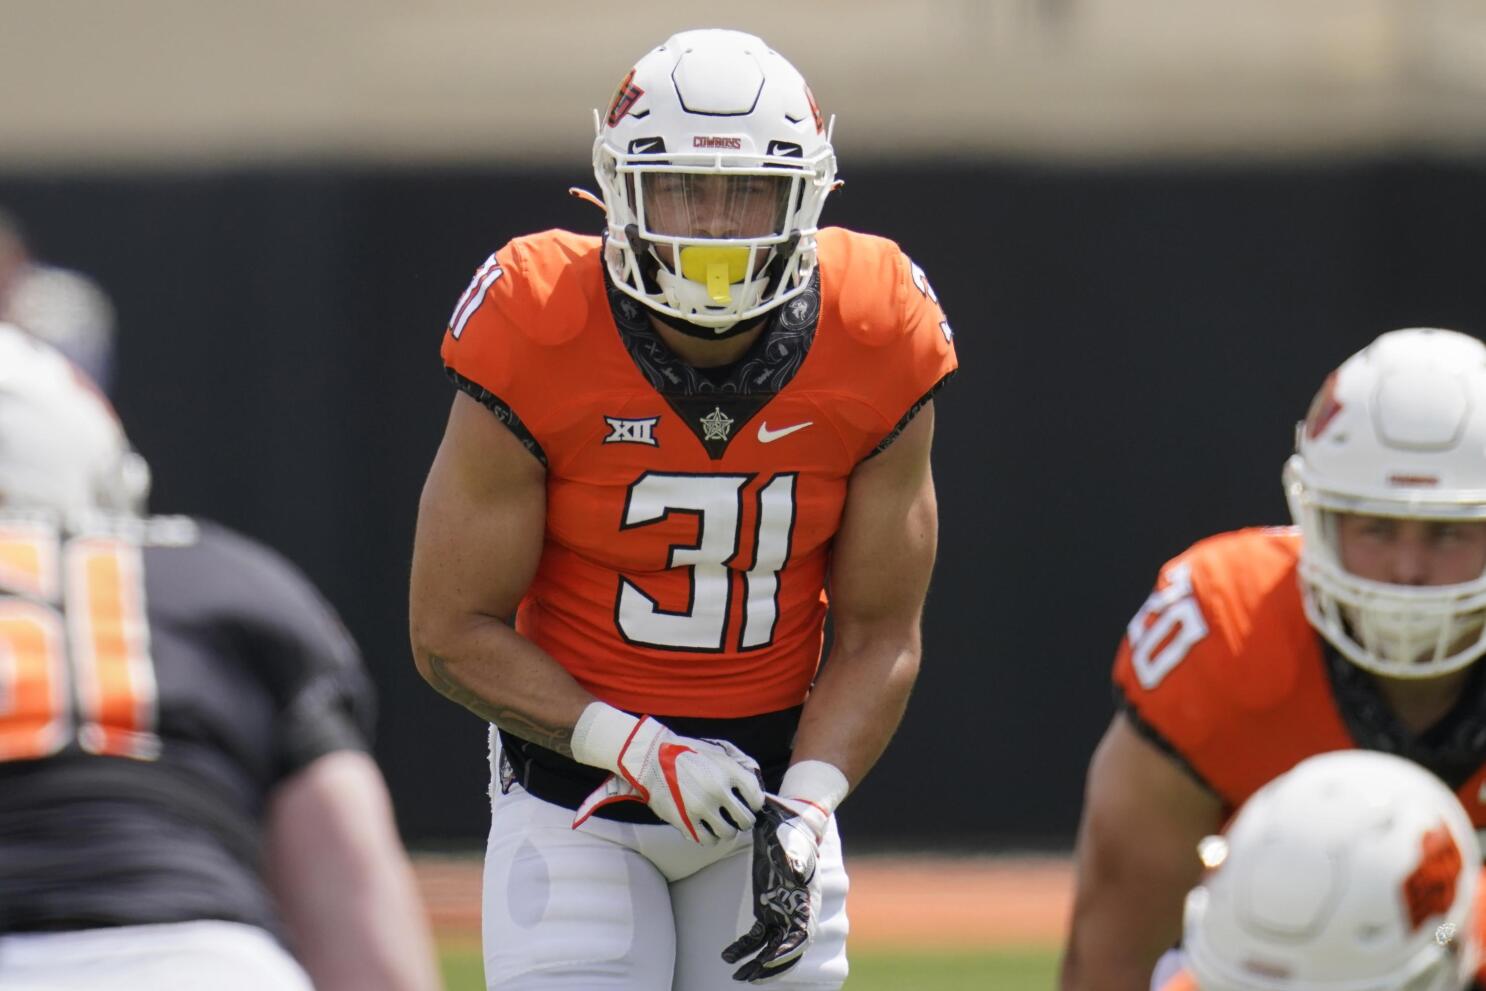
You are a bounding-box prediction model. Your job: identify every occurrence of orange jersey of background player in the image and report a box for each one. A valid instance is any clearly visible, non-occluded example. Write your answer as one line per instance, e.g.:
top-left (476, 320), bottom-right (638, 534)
top-left (1112, 527), bottom-right (1486, 827)
top-left (440, 226), bottom-right (957, 719)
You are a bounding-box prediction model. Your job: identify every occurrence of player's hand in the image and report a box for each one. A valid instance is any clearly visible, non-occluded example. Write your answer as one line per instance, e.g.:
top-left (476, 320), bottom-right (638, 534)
top-left (570, 702), bottom-right (764, 844)
top-left (722, 796), bottom-right (827, 983)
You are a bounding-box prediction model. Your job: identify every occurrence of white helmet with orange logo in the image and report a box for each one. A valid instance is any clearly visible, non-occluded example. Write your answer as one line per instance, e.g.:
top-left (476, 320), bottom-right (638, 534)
top-left (592, 28), bottom-right (836, 335)
top-left (1284, 327), bottom-right (1486, 678)
top-left (1183, 750), bottom-right (1480, 991)
top-left (0, 323), bottom-right (148, 522)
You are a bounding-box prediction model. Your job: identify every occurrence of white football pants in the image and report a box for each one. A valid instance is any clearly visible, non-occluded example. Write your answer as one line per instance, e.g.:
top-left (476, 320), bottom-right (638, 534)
top-left (482, 749), bottom-right (849, 989)
top-left (0, 919), bottom-right (314, 991)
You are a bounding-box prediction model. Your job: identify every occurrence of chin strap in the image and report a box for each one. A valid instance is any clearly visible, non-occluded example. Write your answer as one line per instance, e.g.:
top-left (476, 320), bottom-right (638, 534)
top-left (624, 223), bottom-right (665, 296)
top-left (620, 224), bottom-right (807, 341)
top-left (760, 231), bottom-right (802, 292)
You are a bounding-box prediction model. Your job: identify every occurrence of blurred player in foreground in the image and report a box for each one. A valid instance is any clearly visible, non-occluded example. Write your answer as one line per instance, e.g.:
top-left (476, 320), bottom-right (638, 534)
top-left (0, 325), bottom-right (440, 990)
top-left (0, 207), bottom-right (117, 391)
top-left (1164, 750), bottom-right (1481, 991)
top-left (411, 27), bottom-right (956, 990)
top-left (1064, 327), bottom-right (1486, 990)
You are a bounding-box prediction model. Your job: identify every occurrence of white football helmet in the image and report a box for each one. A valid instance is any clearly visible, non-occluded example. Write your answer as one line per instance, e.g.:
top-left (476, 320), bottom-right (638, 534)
top-left (1184, 750), bottom-right (1480, 991)
top-left (1284, 328), bottom-right (1486, 679)
top-left (0, 323), bottom-right (148, 523)
top-left (592, 29), bottom-right (836, 333)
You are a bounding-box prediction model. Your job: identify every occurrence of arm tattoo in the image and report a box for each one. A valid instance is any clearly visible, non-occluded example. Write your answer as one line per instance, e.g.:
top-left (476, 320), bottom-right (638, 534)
top-left (425, 653), bottom-right (575, 756)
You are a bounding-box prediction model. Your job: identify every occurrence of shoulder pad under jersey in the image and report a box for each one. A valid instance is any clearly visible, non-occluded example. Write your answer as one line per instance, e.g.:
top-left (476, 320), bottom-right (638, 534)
top-left (817, 227), bottom-right (916, 347)
top-left (442, 230), bottom-right (602, 406)
top-left (449, 229), bottom-right (600, 350)
top-left (1114, 527), bottom-right (1309, 744)
top-left (487, 229), bottom-right (600, 347)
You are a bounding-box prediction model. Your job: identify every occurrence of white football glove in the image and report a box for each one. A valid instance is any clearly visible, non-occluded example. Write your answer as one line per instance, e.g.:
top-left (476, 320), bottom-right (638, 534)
top-left (723, 761), bottom-right (848, 983)
top-left (570, 701), bottom-right (765, 845)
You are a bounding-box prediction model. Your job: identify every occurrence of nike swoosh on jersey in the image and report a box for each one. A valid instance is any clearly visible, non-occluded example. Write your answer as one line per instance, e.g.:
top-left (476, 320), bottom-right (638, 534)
top-left (757, 421), bottom-right (813, 443)
top-left (658, 742), bottom-right (700, 841)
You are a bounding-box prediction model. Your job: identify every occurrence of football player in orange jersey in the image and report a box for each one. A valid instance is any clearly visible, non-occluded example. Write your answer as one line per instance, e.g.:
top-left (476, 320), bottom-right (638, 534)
top-left (1165, 750), bottom-right (1481, 991)
top-left (1062, 328), bottom-right (1486, 991)
top-left (408, 28), bottom-right (956, 991)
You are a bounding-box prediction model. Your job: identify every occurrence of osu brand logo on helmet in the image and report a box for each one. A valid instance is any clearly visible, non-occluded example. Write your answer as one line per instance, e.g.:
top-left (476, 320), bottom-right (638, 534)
top-left (1302, 371), bottom-right (1343, 441)
top-left (606, 68), bottom-right (645, 127)
top-left (805, 85), bottom-right (824, 133)
top-left (1404, 822), bottom-right (1464, 931)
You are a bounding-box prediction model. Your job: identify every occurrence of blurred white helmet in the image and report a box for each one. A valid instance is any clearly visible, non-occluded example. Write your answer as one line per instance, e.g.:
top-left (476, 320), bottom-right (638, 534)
top-left (0, 323), bottom-right (148, 523)
top-left (592, 28), bottom-right (836, 335)
top-left (1184, 750), bottom-right (1480, 991)
top-left (1284, 328), bottom-right (1486, 679)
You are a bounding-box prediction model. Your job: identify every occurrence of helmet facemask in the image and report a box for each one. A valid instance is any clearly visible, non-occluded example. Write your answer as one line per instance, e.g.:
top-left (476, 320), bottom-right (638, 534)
top-left (592, 30), bottom-right (837, 336)
top-left (1286, 459), bottom-right (1486, 681)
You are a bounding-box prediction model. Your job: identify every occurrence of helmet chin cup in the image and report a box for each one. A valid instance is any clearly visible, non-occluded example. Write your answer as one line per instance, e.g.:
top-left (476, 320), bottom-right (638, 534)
top-left (679, 245), bottom-right (750, 304)
top-left (653, 242), bottom-right (770, 328)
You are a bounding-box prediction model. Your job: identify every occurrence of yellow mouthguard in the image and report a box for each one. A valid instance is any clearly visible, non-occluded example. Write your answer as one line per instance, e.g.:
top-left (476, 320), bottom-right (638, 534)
top-left (679, 246), bottom-right (749, 304)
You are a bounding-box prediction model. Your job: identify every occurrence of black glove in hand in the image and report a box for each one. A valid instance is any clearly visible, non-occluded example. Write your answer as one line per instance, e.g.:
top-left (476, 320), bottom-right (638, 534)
top-left (721, 797), bottom-right (823, 983)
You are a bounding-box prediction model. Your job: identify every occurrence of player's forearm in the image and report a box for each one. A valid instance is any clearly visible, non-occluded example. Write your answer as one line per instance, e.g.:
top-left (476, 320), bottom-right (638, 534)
top-left (267, 753), bottom-right (442, 991)
top-left (411, 614), bottom-right (592, 755)
top-left (292, 887), bottom-right (442, 991)
top-left (789, 625), bottom-right (922, 789)
top-left (1060, 905), bottom-right (1168, 991)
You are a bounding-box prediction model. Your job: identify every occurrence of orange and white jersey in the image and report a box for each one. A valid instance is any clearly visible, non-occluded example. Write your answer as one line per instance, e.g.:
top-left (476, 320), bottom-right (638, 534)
top-left (1113, 527), bottom-right (1486, 828)
top-left (441, 227), bottom-right (957, 718)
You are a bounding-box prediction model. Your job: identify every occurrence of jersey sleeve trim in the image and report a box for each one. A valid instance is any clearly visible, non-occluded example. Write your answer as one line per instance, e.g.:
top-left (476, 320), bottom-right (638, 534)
top-left (867, 370), bottom-right (956, 459)
top-left (1115, 685), bottom-right (1223, 800)
top-left (446, 366), bottom-right (548, 467)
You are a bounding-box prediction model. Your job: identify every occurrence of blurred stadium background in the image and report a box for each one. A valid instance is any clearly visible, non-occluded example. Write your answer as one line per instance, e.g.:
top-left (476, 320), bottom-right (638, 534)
top-left (6, 1), bottom-right (1486, 985)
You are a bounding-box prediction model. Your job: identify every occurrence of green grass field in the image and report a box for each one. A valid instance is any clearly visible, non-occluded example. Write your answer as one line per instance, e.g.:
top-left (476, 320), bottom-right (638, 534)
top-left (438, 944), bottom-right (1060, 990)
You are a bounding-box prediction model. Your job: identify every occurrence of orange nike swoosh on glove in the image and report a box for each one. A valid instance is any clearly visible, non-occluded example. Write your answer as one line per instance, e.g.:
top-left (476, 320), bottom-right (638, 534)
top-left (658, 742), bottom-right (699, 842)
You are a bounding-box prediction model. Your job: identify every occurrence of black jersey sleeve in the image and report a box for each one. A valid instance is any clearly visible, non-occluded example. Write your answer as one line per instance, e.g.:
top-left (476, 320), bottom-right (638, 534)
top-left (190, 524), bottom-right (377, 781)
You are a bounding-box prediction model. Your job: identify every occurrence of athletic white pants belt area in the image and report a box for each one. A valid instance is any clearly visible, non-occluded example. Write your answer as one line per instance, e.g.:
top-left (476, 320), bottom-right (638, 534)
top-left (482, 735), bottom-right (850, 990)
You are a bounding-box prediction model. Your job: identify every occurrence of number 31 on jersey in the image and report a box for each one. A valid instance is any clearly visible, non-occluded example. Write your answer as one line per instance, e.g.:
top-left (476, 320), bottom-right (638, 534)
top-left (617, 471), bottom-right (795, 653)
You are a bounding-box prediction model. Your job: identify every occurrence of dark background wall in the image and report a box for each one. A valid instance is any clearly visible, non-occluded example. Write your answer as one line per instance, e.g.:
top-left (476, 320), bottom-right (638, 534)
top-left (4, 157), bottom-right (1485, 848)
